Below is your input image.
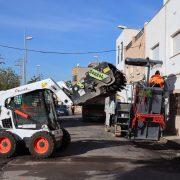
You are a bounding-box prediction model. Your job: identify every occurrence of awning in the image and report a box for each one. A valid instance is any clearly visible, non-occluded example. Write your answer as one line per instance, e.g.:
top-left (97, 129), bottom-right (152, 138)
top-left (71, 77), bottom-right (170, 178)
top-left (125, 58), bottom-right (163, 67)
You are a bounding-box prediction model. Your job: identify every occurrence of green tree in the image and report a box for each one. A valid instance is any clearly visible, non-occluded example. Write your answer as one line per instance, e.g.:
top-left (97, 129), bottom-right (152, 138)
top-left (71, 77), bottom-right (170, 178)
top-left (27, 76), bottom-right (41, 84)
top-left (0, 67), bottom-right (20, 90)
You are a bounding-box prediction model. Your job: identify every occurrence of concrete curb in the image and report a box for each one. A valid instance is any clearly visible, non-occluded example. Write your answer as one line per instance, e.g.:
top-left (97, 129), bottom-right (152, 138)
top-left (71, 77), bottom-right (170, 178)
top-left (162, 137), bottom-right (180, 148)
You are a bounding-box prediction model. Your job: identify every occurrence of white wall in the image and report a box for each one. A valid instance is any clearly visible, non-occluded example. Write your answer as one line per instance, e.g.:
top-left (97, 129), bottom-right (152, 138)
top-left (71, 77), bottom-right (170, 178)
top-left (165, 0), bottom-right (180, 91)
top-left (145, 0), bottom-right (180, 91)
top-left (145, 6), bottom-right (166, 74)
top-left (116, 29), bottom-right (139, 71)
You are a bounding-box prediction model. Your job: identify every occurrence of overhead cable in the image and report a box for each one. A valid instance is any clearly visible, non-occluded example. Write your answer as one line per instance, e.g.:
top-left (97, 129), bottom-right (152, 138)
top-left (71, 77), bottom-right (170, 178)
top-left (0, 43), bottom-right (144, 55)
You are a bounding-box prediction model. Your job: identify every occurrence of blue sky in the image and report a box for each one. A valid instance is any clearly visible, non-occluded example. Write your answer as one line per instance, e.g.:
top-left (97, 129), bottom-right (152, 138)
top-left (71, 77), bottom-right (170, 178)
top-left (0, 0), bottom-right (163, 81)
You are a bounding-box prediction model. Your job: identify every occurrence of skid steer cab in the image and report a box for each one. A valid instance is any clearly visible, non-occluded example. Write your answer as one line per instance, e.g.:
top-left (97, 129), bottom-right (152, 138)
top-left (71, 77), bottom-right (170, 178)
top-left (0, 79), bottom-right (72, 158)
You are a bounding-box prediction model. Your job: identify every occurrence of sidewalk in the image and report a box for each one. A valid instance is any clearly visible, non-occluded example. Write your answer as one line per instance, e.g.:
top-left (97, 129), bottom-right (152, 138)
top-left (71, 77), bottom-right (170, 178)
top-left (163, 135), bottom-right (180, 147)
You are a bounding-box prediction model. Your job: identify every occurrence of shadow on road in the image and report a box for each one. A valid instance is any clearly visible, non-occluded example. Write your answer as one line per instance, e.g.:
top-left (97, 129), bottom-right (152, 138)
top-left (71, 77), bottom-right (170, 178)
top-left (132, 140), bottom-right (180, 151)
top-left (115, 156), bottom-right (180, 179)
top-left (56, 139), bottom-right (131, 157)
top-left (60, 116), bottom-right (104, 128)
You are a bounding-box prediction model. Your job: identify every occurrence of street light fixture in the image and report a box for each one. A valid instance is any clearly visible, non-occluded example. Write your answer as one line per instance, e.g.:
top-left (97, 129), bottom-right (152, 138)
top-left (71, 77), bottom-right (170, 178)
top-left (117, 25), bottom-right (127, 30)
top-left (117, 25), bottom-right (141, 30)
top-left (26, 36), bottom-right (33, 40)
top-left (23, 32), bottom-right (33, 85)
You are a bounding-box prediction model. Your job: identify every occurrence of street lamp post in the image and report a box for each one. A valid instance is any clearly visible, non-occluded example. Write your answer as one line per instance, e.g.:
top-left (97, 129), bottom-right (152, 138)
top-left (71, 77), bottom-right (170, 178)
top-left (93, 55), bottom-right (99, 63)
top-left (36, 64), bottom-right (41, 80)
top-left (23, 32), bottom-right (33, 85)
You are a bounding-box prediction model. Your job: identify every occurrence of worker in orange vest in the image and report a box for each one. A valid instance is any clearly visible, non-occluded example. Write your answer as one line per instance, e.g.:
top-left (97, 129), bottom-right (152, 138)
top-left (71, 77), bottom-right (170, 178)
top-left (150, 70), bottom-right (164, 88)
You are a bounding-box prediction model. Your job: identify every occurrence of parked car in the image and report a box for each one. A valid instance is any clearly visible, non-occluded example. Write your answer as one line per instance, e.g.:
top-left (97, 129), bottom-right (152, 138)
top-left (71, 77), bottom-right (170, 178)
top-left (56, 105), bottom-right (69, 116)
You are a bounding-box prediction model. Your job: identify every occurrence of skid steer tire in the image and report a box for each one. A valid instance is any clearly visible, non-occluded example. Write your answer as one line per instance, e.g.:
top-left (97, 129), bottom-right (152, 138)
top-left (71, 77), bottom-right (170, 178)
top-left (60, 128), bottom-right (71, 151)
top-left (0, 131), bottom-right (16, 158)
top-left (29, 131), bottom-right (55, 159)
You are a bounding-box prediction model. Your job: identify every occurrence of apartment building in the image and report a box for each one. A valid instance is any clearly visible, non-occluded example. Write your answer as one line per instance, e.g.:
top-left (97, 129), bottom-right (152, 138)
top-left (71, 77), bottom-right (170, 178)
top-left (116, 0), bottom-right (180, 134)
top-left (145, 0), bottom-right (180, 133)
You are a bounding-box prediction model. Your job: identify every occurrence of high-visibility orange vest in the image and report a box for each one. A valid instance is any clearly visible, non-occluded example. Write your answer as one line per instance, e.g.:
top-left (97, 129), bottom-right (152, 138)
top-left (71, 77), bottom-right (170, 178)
top-left (150, 74), bottom-right (164, 88)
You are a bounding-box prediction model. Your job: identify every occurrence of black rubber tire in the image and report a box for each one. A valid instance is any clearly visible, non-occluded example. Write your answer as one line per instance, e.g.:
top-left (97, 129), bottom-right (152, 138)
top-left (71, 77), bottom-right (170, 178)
top-left (29, 131), bottom-right (55, 159)
top-left (61, 128), bottom-right (71, 150)
top-left (0, 131), bottom-right (16, 158)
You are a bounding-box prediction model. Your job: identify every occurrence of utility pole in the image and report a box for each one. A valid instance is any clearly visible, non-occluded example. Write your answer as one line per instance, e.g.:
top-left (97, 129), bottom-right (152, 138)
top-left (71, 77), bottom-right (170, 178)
top-left (15, 59), bottom-right (23, 85)
top-left (0, 54), bottom-right (5, 65)
top-left (23, 31), bottom-right (33, 85)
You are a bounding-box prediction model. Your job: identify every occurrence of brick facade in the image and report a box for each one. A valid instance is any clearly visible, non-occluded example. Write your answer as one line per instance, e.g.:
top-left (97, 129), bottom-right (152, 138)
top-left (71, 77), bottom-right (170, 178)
top-left (124, 29), bottom-right (146, 83)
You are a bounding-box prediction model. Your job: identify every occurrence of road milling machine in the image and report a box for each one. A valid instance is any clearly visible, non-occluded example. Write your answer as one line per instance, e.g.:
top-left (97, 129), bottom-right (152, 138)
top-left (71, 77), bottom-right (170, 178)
top-left (113, 58), bottom-right (167, 140)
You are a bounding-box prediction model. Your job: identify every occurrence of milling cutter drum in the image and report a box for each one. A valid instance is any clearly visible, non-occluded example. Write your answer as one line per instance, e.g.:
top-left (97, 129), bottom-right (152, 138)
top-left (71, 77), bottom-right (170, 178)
top-left (71, 62), bottom-right (126, 105)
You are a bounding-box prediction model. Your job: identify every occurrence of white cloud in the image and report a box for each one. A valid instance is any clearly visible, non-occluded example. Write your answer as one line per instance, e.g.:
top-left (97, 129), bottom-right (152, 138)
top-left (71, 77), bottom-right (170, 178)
top-left (0, 15), bottom-right (112, 32)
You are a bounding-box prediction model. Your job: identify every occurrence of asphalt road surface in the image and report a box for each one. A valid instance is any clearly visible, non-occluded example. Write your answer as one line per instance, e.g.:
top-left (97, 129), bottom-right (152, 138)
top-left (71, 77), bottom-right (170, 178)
top-left (1, 115), bottom-right (180, 180)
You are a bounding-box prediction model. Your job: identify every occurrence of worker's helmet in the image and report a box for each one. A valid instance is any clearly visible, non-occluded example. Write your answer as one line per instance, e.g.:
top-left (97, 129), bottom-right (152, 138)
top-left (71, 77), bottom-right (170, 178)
top-left (155, 70), bottom-right (160, 75)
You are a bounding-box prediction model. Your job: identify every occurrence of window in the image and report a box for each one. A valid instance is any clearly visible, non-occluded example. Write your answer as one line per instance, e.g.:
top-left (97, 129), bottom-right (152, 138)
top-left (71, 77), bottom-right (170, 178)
top-left (72, 75), bottom-right (77, 82)
top-left (117, 42), bottom-right (123, 64)
top-left (117, 45), bottom-right (120, 64)
top-left (173, 31), bottom-right (180, 56)
top-left (151, 43), bottom-right (159, 60)
top-left (6, 90), bottom-right (49, 127)
top-left (120, 42), bottom-right (123, 61)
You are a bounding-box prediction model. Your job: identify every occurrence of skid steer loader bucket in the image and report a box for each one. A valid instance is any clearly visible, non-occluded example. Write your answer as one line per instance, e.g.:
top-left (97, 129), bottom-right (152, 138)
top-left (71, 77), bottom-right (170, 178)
top-left (71, 62), bottom-right (126, 105)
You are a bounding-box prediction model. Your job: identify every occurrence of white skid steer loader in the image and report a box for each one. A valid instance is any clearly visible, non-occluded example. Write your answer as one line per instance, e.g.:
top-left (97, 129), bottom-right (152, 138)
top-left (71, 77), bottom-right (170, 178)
top-left (0, 78), bottom-right (72, 158)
